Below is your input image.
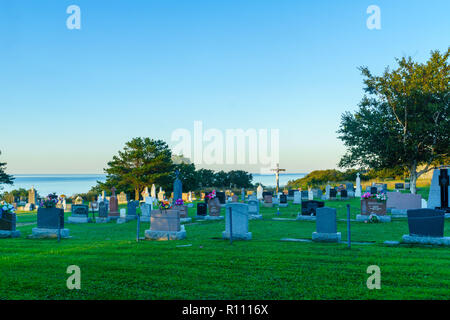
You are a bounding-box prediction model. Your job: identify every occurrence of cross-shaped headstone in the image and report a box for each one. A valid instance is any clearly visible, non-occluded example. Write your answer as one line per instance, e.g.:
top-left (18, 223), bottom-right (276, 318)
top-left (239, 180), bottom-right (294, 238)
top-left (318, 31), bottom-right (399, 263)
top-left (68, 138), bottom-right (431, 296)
top-left (271, 163), bottom-right (286, 194)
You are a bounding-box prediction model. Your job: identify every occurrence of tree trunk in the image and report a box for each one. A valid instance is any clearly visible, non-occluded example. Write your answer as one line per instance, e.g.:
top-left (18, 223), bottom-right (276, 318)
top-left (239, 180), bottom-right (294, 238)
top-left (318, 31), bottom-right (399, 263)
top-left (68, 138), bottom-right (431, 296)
top-left (135, 187), bottom-right (140, 201)
top-left (409, 162), bottom-right (418, 194)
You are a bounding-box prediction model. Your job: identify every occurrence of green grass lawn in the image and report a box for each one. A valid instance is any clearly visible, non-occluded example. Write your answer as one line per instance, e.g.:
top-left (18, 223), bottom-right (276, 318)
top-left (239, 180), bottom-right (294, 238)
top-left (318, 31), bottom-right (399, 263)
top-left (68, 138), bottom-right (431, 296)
top-left (1, 187), bottom-right (449, 300)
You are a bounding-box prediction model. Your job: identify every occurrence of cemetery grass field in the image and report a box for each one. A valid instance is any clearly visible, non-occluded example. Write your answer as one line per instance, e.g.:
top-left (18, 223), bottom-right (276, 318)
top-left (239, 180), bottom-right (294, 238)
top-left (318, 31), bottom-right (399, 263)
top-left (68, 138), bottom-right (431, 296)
top-left (1, 187), bottom-right (449, 300)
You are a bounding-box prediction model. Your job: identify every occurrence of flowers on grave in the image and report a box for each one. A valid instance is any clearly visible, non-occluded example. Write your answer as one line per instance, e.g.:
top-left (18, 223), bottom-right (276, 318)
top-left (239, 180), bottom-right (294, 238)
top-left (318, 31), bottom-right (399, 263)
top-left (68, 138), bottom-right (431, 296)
top-left (365, 214), bottom-right (380, 224)
top-left (175, 198), bottom-right (184, 206)
top-left (158, 199), bottom-right (172, 211)
top-left (0, 201), bottom-right (16, 214)
top-left (40, 193), bottom-right (59, 208)
top-left (362, 192), bottom-right (387, 202)
top-left (206, 190), bottom-right (217, 200)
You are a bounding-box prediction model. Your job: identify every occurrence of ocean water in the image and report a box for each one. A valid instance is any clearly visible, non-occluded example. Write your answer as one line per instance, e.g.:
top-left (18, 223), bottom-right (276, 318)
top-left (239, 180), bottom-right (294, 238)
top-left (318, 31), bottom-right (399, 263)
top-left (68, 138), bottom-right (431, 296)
top-left (2, 173), bottom-right (306, 196)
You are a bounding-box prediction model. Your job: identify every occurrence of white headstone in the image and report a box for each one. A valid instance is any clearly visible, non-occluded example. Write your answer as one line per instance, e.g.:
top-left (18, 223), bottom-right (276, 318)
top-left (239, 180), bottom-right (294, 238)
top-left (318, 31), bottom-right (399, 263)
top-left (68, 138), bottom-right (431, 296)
top-left (120, 208), bottom-right (126, 218)
top-left (151, 184), bottom-right (156, 198)
top-left (308, 188), bottom-right (314, 201)
top-left (293, 191), bottom-right (301, 204)
top-left (355, 173), bottom-right (362, 198)
top-left (256, 185), bottom-right (263, 200)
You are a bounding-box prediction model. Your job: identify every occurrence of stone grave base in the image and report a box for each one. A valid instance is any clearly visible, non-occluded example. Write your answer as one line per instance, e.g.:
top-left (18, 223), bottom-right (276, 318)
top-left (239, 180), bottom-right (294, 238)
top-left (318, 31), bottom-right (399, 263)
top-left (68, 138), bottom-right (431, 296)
top-left (293, 201), bottom-right (301, 205)
top-left (145, 225), bottom-right (186, 241)
top-left (222, 231), bottom-right (252, 241)
top-left (278, 204), bottom-right (288, 208)
top-left (402, 235), bottom-right (450, 246)
top-left (0, 230), bottom-right (21, 238)
top-left (68, 216), bottom-right (92, 224)
top-left (249, 214), bottom-right (263, 220)
top-left (95, 217), bottom-right (111, 223)
top-left (108, 215), bottom-right (119, 220)
top-left (296, 215), bottom-right (316, 221)
top-left (356, 214), bottom-right (391, 222)
top-left (263, 203), bottom-right (273, 208)
top-left (195, 215), bottom-right (224, 221)
top-left (312, 232), bottom-right (341, 243)
top-left (140, 216), bottom-right (151, 223)
top-left (187, 203), bottom-right (194, 208)
top-left (30, 228), bottom-right (70, 239)
top-left (117, 216), bottom-right (137, 224)
top-left (180, 217), bottom-right (192, 223)
top-left (390, 209), bottom-right (407, 218)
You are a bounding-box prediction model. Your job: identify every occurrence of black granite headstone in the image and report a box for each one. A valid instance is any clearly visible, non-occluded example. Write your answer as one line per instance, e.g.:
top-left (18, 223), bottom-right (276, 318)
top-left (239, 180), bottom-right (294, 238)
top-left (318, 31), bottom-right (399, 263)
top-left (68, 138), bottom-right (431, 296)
top-left (98, 202), bottom-right (109, 218)
top-left (395, 183), bottom-right (404, 190)
top-left (0, 210), bottom-right (16, 231)
top-left (370, 187), bottom-right (378, 195)
top-left (438, 169), bottom-right (449, 211)
top-left (340, 190), bottom-right (348, 198)
top-left (329, 189), bottom-right (337, 198)
top-left (216, 192), bottom-right (226, 204)
top-left (407, 209), bottom-right (445, 238)
top-left (301, 200), bottom-right (325, 216)
top-left (280, 194), bottom-right (287, 204)
top-left (37, 207), bottom-right (64, 229)
top-left (72, 205), bottom-right (89, 217)
top-left (197, 203), bottom-right (207, 216)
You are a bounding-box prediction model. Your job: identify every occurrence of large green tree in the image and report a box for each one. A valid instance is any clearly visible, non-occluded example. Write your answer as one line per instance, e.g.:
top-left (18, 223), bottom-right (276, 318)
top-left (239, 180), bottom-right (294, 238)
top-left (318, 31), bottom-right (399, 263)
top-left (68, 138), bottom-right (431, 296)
top-left (338, 49), bottom-right (450, 194)
top-left (101, 138), bottom-right (174, 200)
top-left (0, 151), bottom-right (14, 191)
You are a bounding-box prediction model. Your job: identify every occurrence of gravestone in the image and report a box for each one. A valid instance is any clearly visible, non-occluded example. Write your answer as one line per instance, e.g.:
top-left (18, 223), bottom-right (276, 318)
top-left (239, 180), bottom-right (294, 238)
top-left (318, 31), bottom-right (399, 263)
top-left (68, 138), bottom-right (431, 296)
top-left (340, 189), bottom-right (348, 199)
top-left (28, 187), bottom-right (36, 205)
top-left (241, 188), bottom-right (245, 202)
top-left (157, 189), bottom-right (165, 201)
top-left (32, 207), bottom-right (69, 239)
top-left (312, 207), bottom-right (341, 243)
top-left (0, 208), bottom-right (20, 238)
top-left (145, 209), bottom-right (186, 240)
top-left (395, 183), bottom-right (405, 190)
top-left (308, 189), bottom-right (314, 201)
top-left (151, 184), bottom-right (156, 198)
top-left (96, 201), bottom-right (110, 223)
top-left (117, 192), bottom-right (128, 205)
top-left (173, 170), bottom-right (182, 204)
top-left (24, 203), bottom-right (35, 211)
top-left (231, 195), bottom-right (239, 202)
top-left (216, 192), bottom-right (226, 205)
top-left (287, 190), bottom-right (295, 201)
top-left (324, 185), bottom-right (331, 200)
top-left (355, 173), bottom-right (362, 198)
top-left (223, 203), bottom-right (251, 240)
top-left (402, 209), bottom-right (449, 245)
top-left (387, 192), bottom-right (422, 217)
top-left (293, 191), bottom-right (301, 204)
top-left (345, 183), bottom-right (354, 192)
top-left (247, 200), bottom-right (262, 220)
top-left (196, 202), bottom-right (207, 217)
top-left (74, 196), bottom-right (83, 205)
top-left (117, 201), bottom-right (139, 224)
top-left (312, 189), bottom-right (323, 199)
top-left (427, 168), bottom-right (450, 213)
top-left (300, 200), bottom-right (325, 216)
top-left (141, 187), bottom-right (150, 201)
top-left (263, 195), bottom-right (273, 208)
top-left (68, 204), bottom-right (91, 223)
top-left (256, 185), bottom-right (263, 200)
top-left (108, 187), bottom-right (119, 220)
top-left (370, 187), bottom-right (378, 195)
top-left (140, 203), bottom-right (151, 222)
top-left (301, 190), bottom-right (309, 200)
top-left (329, 189), bottom-right (337, 199)
top-left (279, 194), bottom-right (288, 207)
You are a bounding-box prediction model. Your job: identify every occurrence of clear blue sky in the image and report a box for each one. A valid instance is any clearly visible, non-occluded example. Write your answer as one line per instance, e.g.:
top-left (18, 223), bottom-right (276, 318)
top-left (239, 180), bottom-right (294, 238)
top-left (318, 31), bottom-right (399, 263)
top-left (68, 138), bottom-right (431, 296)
top-left (1, 0), bottom-right (449, 174)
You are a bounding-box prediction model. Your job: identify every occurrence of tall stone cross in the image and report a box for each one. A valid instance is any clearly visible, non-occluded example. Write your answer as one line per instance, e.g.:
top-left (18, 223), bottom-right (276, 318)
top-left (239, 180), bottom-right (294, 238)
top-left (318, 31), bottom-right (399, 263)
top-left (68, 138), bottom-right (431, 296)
top-left (271, 163), bottom-right (286, 195)
top-left (439, 169), bottom-right (449, 211)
